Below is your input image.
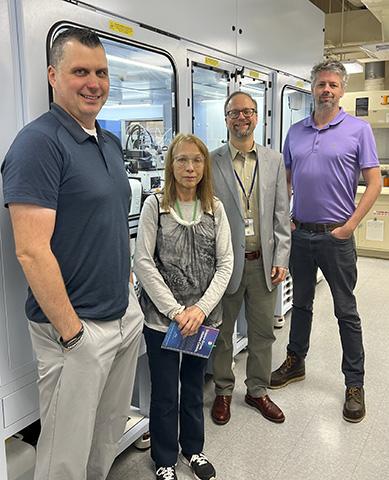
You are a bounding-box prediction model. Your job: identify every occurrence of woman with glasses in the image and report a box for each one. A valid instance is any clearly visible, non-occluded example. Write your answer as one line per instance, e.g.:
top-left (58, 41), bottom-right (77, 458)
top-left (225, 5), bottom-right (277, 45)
top-left (133, 133), bottom-right (233, 480)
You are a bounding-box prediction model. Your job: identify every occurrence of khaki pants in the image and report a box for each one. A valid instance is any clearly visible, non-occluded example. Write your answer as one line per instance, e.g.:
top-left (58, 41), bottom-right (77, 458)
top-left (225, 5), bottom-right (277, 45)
top-left (213, 259), bottom-right (277, 398)
top-left (29, 285), bottom-right (143, 480)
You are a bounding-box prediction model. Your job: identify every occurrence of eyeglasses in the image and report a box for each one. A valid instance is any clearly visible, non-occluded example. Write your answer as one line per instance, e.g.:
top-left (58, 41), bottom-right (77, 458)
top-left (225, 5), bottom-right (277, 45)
top-left (173, 156), bottom-right (204, 168)
top-left (225, 108), bottom-right (257, 119)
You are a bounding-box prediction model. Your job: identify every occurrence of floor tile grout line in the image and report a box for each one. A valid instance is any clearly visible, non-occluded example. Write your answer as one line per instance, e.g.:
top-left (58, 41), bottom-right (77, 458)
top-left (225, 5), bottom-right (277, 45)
top-left (350, 383), bottom-right (388, 478)
top-left (270, 392), bottom-right (327, 480)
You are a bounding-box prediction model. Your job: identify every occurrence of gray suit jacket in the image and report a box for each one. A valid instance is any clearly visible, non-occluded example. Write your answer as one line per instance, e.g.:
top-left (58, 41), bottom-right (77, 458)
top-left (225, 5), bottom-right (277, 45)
top-left (211, 143), bottom-right (291, 294)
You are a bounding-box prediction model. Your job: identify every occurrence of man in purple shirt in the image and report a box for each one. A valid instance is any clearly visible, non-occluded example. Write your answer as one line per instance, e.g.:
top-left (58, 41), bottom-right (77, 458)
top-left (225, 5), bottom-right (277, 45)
top-left (270, 60), bottom-right (381, 423)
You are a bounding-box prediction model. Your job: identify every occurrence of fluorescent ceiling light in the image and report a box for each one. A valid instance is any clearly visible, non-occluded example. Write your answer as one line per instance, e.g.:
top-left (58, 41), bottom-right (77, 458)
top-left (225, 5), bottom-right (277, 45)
top-left (342, 61), bottom-right (363, 74)
top-left (196, 90), bottom-right (226, 98)
top-left (240, 85), bottom-right (265, 95)
top-left (106, 54), bottom-right (171, 74)
top-left (240, 76), bottom-right (263, 85)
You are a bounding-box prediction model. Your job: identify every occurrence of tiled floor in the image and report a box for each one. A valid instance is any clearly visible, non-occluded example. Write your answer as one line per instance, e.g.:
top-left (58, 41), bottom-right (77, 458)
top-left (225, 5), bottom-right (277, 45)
top-left (107, 256), bottom-right (389, 480)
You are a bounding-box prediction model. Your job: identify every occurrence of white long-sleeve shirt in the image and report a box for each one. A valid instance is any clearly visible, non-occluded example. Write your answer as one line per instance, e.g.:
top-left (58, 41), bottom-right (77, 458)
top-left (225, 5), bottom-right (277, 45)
top-left (133, 194), bottom-right (233, 332)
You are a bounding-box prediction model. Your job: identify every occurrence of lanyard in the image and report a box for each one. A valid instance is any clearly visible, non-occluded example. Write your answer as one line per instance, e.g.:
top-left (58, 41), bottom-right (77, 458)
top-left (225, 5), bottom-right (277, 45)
top-left (175, 199), bottom-right (198, 221)
top-left (234, 159), bottom-right (258, 211)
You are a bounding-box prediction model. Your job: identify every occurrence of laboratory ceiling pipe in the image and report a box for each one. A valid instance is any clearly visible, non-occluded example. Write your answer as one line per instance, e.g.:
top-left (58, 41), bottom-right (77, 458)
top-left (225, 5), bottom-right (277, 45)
top-left (365, 61), bottom-right (385, 90)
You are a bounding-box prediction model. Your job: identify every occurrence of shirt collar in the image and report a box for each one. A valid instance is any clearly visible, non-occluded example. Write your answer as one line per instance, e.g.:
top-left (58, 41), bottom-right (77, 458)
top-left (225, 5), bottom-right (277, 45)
top-left (228, 140), bottom-right (256, 160)
top-left (303, 107), bottom-right (347, 129)
top-left (49, 103), bottom-right (107, 144)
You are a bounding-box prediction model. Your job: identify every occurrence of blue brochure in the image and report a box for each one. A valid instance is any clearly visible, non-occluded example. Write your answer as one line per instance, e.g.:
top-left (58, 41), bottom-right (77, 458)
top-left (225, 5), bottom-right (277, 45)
top-left (162, 322), bottom-right (219, 359)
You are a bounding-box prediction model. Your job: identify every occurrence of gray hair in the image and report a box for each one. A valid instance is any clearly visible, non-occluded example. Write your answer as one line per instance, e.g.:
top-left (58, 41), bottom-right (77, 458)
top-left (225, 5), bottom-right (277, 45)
top-left (49, 27), bottom-right (103, 68)
top-left (224, 91), bottom-right (258, 116)
top-left (310, 59), bottom-right (348, 88)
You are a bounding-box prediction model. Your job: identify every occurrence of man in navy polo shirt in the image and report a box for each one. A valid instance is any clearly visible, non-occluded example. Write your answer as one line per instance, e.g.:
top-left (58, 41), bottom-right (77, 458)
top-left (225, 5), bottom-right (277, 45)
top-left (270, 60), bottom-right (381, 423)
top-left (1, 28), bottom-right (143, 479)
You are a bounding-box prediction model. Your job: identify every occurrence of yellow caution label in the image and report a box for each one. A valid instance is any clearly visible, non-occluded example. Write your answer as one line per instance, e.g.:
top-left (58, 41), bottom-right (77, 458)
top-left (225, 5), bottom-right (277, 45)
top-left (205, 57), bottom-right (220, 67)
top-left (109, 20), bottom-right (134, 37)
top-left (295, 80), bottom-right (305, 88)
top-left (248, 70), bottom-right (260, 79)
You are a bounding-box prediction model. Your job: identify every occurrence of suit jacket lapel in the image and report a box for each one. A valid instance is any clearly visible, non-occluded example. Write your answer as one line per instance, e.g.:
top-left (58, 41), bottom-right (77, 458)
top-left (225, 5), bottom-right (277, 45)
top-left (256, 145), bottom-right (269, 216)
top-left (214, 145), bottom-right (243, 219)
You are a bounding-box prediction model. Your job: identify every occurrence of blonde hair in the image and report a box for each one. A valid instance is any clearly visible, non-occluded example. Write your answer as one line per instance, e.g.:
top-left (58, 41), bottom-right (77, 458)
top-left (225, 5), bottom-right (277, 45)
top-left (161, 133), bottom-right (215, 212)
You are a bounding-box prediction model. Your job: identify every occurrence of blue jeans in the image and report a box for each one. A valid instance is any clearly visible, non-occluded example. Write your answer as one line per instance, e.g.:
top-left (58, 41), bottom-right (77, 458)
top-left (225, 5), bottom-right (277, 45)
top-left (144, 325), bottom-right (208, 467)
top-left (287, 228), bottom-right (364, 387)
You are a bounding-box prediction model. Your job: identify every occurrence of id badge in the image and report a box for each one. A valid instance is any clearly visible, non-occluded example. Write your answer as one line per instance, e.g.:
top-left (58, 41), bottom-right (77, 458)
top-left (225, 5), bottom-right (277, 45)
top-left (244, 218), bottom-right (255, 236)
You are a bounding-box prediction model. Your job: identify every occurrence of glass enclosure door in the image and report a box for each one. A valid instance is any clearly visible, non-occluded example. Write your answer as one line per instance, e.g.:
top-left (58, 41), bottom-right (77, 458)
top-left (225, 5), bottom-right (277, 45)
top-left (281, 86), bottom-right (313, 149)
top-left (192, 63), bottom-right (230, 151)
top-left (191, 62), bottom-right (270, 150)
top-left (239, 77), bottom-right (267, 146)
top-left (97, 38), bottom-right (176, 173)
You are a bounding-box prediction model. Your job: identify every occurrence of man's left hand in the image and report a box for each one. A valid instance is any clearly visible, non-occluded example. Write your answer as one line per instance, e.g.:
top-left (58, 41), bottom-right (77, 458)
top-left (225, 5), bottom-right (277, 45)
top-left (330, 224), bottom-right (353, 240)
top-left (271, 266), bottom-right (288, 285)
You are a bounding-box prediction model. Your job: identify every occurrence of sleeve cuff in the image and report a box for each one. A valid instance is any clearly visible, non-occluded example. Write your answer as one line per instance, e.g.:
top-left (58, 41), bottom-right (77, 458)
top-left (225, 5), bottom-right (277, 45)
top-left (194, 301), bottom-right (209, 317)
top-left (167, 305), bottom-right (185, 320)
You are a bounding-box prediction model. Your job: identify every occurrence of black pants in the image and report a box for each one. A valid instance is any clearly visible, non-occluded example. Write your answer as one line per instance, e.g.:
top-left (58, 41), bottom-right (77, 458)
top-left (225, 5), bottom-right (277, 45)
top-left (287, 228), bottom-right (364, 387)
top-left (144, 325), bottom-right (208, 467)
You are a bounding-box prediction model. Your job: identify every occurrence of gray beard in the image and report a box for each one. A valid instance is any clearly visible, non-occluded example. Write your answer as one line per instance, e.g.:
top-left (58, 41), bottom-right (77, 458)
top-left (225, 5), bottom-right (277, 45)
top-left (233, 127), bottom-right (252, 138)
top-left (316, 99), bottom-right (336, 112)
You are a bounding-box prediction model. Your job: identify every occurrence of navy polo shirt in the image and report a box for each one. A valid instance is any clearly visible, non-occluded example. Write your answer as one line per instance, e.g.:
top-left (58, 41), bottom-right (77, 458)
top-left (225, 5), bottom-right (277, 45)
top-left (2, 103), bottom-right (131, 323)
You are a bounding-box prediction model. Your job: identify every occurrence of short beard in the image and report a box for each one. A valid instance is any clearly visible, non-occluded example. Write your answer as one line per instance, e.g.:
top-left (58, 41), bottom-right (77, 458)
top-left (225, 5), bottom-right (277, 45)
top-left (233, 126), bottom-right (252, 138)
top-left (315, 99), bottom-right (336, 112)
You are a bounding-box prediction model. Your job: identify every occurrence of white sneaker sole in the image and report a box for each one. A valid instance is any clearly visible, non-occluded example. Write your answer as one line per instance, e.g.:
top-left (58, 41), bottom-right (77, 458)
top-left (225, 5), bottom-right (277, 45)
top-left (180, 454), bottom-right (216, 480)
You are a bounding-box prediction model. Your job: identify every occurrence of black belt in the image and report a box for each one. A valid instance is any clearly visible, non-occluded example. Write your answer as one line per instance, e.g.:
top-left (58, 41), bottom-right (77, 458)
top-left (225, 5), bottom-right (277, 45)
top-left (293, 219), bottom-right (345, 234)
top-left (245, 250), bottom-right (261, 260)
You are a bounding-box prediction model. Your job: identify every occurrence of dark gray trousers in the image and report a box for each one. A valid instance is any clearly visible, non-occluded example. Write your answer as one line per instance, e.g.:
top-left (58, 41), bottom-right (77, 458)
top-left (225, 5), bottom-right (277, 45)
top-left (213, 259), bottom-right (277, 397)
top-left (287, 228), bottom-right (364, 387)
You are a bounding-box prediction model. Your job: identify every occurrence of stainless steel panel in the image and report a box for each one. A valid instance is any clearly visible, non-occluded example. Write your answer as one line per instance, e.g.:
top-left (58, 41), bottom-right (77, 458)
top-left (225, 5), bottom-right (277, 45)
top-left (81, 0), bottom-right (237, 55)
top-left (2, 382), bottom-right (39, 428)
top-left (0, 0), bottom-right (37, 388)
top-left (237, 0), bottom-right (324, 80)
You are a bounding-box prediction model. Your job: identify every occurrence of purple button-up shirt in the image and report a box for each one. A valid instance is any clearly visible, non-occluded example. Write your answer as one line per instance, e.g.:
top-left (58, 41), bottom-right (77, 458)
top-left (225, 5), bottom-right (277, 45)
top-left (284, 108), bottom-right (379, 223)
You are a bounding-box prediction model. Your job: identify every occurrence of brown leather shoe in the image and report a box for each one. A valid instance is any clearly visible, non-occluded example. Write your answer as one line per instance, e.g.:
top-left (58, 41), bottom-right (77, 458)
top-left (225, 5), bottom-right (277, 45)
top-left (245, 394), bottom-right (285, 423)
top-left (211, 395), bottom-right (232, 425)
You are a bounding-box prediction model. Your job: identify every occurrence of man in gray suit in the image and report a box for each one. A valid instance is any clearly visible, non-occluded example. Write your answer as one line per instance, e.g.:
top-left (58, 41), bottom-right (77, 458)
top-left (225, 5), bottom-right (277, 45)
top-left (211, 91), bottom-right (291, 425)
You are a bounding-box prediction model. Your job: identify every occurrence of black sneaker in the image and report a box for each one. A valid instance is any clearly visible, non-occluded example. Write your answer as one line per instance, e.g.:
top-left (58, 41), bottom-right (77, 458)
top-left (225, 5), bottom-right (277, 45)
top-left (182, 453), bottom-right (216, 480)
top-left (270, 351), bottom-right (305, 389)
top-left (343, 386), bottom-right (365, 423)
top-left (156, 466), bottom-right (177, 480)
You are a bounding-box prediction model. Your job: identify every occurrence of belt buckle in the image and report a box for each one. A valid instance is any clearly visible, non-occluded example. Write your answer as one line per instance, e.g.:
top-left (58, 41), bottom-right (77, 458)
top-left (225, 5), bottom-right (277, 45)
top-left (245, 250), bottom-right (260, 260)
